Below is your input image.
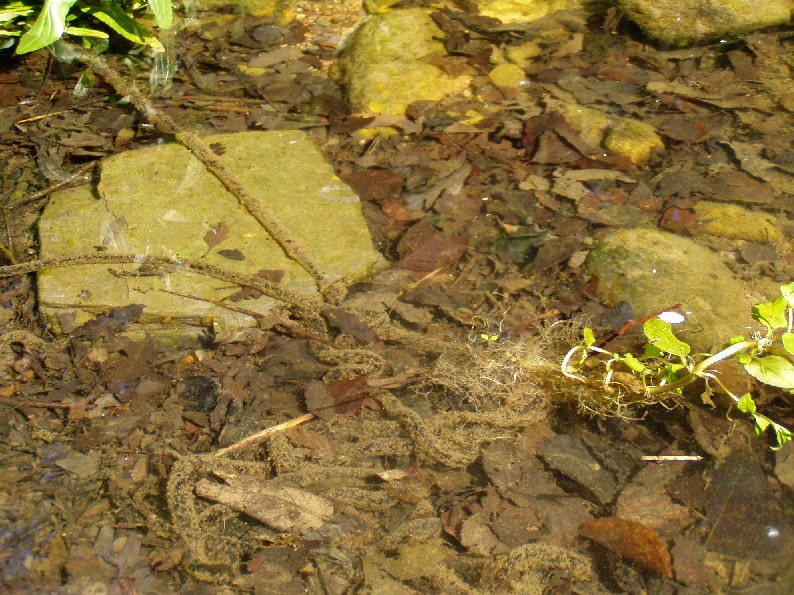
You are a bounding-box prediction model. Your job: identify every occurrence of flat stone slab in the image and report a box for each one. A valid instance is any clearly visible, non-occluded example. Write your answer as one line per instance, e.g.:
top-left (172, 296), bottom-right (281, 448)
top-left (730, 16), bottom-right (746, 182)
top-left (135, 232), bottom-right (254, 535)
top-left (38, 130), bottom-right (385, 342)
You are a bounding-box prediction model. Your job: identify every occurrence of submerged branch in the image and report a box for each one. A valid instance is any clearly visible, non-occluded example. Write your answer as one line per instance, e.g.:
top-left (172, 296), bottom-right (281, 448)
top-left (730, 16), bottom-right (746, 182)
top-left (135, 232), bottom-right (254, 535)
top-left (64, 43), bottom-right (338, 299)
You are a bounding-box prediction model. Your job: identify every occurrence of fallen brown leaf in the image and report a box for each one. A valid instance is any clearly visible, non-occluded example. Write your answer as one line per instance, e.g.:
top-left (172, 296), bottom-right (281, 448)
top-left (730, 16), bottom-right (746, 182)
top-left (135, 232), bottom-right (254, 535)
top-left (203, 221), bottom-right (230, 253)
top-left (195, 474), bottom-right (333, 534)
top-left (579, 516), bottom-right (672, 578)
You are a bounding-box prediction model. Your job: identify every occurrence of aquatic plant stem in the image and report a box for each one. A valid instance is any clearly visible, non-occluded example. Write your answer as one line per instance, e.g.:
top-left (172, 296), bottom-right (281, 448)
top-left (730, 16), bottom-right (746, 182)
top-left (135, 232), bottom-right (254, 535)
top-left (645, 339), bottom-right (758, 395)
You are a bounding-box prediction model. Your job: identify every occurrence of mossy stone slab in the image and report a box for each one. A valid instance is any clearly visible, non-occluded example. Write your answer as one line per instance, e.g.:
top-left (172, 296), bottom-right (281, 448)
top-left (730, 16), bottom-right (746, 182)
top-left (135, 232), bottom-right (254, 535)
top-left (38, 130), bottom-right (385, 342)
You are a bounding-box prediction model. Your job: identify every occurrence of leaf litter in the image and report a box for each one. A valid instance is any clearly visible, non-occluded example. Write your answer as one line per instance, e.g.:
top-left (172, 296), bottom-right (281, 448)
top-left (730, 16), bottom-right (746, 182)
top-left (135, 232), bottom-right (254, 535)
top-left (0, 0), bottom-right (793, 593)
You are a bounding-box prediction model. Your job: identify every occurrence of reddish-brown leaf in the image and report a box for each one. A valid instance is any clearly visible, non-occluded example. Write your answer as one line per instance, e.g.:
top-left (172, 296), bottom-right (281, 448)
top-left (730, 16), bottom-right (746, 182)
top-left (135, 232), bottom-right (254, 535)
top-left (659, 206), bottom-right (698, 233)
top-left (203, 221), bottom-right (230, 251)
top-left (434, 189), bottom-right (482, 219)
top-left (579, 517), bottom-right (672, 578)
top-left (339, 168), bottom-right (404, 202)
top-left (323, 307), bottom-right (378, 343)
top-left (304, 376), bottom-right (368, 420)
top-left (381, 198), bottom-right (423, 222)
top-left (227, 269), bottom-right (285, 301)
top-left (398, 234), bottom-right (468, 272)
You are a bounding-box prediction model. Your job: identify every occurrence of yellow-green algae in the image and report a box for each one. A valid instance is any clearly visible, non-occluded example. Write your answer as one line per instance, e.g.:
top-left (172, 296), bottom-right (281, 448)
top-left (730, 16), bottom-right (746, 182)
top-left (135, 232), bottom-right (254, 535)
top-left (547, 98), bottom-right (664, 164)
top-left (692, 201), bottom-right (781, 244)
top-left (333, 9), bottom-right (471, 117)
top-left (478, 0), bottom-right (584, 23)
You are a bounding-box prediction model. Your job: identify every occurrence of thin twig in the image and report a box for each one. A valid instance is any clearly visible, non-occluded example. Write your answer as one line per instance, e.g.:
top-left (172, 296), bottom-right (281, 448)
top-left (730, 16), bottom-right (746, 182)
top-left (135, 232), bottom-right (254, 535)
top-left (595, 303), bottom-right (682, 349)
top-left (9, 161), bottom-right (97, 209)
top-left (0, 395), bottom-right (78, 409)
top-left (160, 288), bottom-right (264, 319)
top-left (66, 43), bottom-right (334, 294)
top-left (0, 253), bottom-right (326, 328)
top-left (214, 413), bottom-right (314, 457)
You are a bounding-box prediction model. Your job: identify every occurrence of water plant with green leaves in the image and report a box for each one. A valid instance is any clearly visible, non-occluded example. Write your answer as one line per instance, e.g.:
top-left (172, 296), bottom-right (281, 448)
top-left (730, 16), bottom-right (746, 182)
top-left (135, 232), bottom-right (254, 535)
top-left (0, 0), bottom-right (172, 54)
top-left (562, 283), bottom-right (794, 450)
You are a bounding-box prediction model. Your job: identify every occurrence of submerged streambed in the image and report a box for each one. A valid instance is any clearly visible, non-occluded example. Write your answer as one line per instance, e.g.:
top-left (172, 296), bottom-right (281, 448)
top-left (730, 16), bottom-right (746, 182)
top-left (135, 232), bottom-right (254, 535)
top-left (0, 1), bottom-right (792, 592)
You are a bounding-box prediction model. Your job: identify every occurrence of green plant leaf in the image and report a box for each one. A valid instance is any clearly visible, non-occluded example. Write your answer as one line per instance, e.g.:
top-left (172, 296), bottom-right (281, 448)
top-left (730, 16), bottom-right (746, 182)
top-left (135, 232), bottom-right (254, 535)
top-left (64, 25), bottom-right (108, 38)
top-left (783, 333), bottom-right (794, 356)
top-left (147, 0), bottom-right (172, 29)
top-left (770, 424), bottom-right (792, 450)
top-left (16, 0), bottom-right (78, 54)
top-left (752, 296), bottom-right (788, 331)
top-left (736, 352), bottom-right (752, 365)
top-left (643, 343), bottom-right (663, 358)
top-left (1, 2), bottom-right (35, 24)
top-left (643, 318), bottom-right (690, 357)
top-left (743, 355), bottom-right (794, 389)
top-left (664, 362), bottom-right (687, 383)
top-left (737, 392), bottom-right (756, 414)
top-left (617, 353), bottom-right (645, 373)
top-left (78, 4), bottom-right (162, 50)
top-left (582, 327), bottom-right (596, 347)
top-left (752, 414), bottom-right (770, 433)
top-left (780, 282), bottom-right (794, 308)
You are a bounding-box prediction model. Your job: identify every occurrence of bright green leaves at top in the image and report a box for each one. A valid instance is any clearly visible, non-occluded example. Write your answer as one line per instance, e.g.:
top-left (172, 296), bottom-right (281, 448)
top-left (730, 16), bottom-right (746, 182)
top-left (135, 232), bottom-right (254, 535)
top-left (77, 3), bottom-right (162, 51)
top-left (779, 283), bottom-right (794, 356)
top-left (643, 318), bottom-right (690, 358)
top-left (782, 333), bottom-right (794, 356)
top-left (744, 282), bottom-right (794, 390)
top-left (752, 283), bottom-right (794, 333)
top-left (13, 0), bottom-right (173, 55)
top-left (0, 3), bottom-right (36, 44)
top-left (737, 392), bottom-right (756, 414)
top-left (615, 352), bottom-right (645, 373)
top-left (563, 285), bottom-right (794, 451)
top-left (15, 0), bottom-right (77, 54)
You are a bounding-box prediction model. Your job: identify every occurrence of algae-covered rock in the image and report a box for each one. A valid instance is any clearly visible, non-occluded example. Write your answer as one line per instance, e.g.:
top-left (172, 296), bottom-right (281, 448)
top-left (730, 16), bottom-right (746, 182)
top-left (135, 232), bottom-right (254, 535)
top-left (38, 131), bottom-right (386, 343)
top-left (547, 98), bottom-right (664, 164)
top-left (488, 63), bottom-right (529, 88)
top-left (363, 0), bottom-right (404, 14)
top-left (692, 202), bottom-right (782, 244)
top-left (333, 8), bottom-right (471, 116)
top-left (602, 119), bottom-right (665, 165)
top-left (505, 40), bottom-right (543, 69)
top-left (584, 228), bottom-right (759, 351)
top-left (618, 0), bottom-right (793, 46)
top-left (478, 0), bottom-right (584, 23)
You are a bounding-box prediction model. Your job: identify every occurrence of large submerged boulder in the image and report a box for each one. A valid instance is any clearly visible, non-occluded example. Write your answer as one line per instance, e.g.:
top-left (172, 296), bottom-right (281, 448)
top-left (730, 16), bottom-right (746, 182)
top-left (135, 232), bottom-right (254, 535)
top-left (618, 0), bottom-right (793, 46)
top-left (584, 228), bottom-right (762, 352)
